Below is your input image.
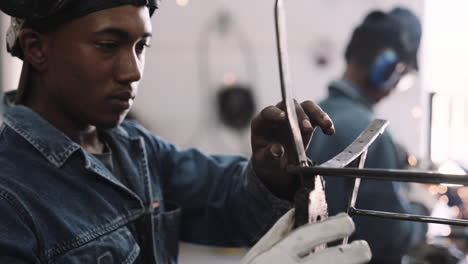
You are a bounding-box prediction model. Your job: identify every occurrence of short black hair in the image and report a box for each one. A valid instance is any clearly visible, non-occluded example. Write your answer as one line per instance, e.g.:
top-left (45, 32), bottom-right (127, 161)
top-left (344, 8), bottom-right (419, 68)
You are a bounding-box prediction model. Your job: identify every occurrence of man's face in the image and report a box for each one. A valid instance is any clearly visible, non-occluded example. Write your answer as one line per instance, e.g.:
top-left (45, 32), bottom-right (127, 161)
top-left (43, 5), bottom-right (152, 128)
top-left (395, 60), bottom-right (417, 91)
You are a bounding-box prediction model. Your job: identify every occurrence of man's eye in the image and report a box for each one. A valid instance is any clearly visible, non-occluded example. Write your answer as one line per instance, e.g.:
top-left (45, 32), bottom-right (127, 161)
top-left (135, 42), bottom-right (151, 54)
top-left (96, 42), bottom-right (119, 52)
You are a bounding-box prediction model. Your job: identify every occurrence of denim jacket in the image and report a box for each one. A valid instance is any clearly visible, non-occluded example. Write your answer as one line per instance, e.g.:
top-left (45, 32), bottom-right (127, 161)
top-left (0, 103), bottom-right (290, 263)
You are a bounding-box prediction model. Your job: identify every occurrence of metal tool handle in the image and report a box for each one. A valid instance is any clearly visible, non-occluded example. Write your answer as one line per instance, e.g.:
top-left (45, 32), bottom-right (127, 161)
top-left (275, 0), bottom-right (308, 167)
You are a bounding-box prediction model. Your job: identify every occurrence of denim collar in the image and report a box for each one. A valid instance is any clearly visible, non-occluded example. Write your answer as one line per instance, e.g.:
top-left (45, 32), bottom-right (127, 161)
top-left (3, 91), bottom-right (133, 168)
top-left (328, 79), bottom-right (376, 111)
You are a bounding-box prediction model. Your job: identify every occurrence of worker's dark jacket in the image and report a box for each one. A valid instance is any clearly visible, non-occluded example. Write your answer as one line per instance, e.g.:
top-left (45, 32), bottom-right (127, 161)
top-left (307, 79), bottom-right (428, 264)
top-left (0, 100), bottom-right (289, 263)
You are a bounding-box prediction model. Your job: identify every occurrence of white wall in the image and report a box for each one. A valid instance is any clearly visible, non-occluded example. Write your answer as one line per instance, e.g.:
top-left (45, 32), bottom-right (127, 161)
top-left (0, 1), bottom-right (428, 157)
top-left (135, 0), bottom-right (426, 158)
top-left (137, 2), bottom-right (426, 262)
top-left (0, 1), bottom-right (427, 263)
top-left (0, 15), bottom-right (22, 93)
top-left (422, 0), bottom-right (468, 95)
top-left (421, 0), bottom-right (468, 165)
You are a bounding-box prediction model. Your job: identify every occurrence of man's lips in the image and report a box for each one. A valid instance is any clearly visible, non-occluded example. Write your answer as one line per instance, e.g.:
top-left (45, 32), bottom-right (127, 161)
top-left (108, 91), bottom-right (135, 110)
top-left (109, 90), bottom-right (135, 101)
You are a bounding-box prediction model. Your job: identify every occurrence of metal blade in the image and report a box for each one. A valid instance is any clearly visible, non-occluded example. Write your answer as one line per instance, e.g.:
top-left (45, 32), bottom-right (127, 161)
top-left (320, 119), bottom-right (388, 168)
top-left (275, 0), bottom-right (308, 167)
top-left (275, 3), bottom-right (328, 248)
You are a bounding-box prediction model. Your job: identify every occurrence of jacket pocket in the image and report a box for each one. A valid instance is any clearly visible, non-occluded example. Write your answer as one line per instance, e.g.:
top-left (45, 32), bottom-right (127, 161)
top-left (53, 225), bottom-right (140, 264)
top-left (153, 200), bottom-right (181, 264)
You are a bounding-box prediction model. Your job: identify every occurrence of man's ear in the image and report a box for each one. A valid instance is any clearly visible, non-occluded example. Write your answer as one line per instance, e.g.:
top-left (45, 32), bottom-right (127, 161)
top-left (18, 28), bottom-right (49, 71)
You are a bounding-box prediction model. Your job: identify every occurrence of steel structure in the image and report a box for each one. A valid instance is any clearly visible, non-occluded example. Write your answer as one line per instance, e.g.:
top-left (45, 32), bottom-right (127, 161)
top-left (274, 0), bottom-right (468, 246)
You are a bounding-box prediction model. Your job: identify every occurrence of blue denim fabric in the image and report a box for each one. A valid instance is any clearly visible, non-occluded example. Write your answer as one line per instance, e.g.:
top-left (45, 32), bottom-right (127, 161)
top-left (0, 101), bottom-right (290, 263)
top-left (307, 79), bottom-right (427, 264)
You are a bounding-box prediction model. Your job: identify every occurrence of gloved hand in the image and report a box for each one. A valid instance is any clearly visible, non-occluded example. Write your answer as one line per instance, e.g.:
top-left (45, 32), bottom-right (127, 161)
top-left (241, 210), bottom-right (372, 264)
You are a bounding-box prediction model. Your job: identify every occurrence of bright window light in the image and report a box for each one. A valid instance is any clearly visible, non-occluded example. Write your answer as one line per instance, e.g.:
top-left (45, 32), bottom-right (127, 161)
top-left (430, 93), bottom-right (468, 166)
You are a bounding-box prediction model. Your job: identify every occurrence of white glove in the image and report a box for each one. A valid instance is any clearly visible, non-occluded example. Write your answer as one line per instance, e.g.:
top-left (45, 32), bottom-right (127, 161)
top-left (241, 210), bottom-right (372, 264)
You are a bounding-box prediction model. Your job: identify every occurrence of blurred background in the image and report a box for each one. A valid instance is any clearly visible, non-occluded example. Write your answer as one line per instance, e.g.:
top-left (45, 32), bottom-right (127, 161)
top-left (2, 0), bottom-right (468, 263)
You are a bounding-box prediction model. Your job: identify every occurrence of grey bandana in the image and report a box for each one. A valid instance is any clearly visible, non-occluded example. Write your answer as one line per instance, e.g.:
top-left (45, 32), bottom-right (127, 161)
top-left (2, 0), bottom-right (160, 104)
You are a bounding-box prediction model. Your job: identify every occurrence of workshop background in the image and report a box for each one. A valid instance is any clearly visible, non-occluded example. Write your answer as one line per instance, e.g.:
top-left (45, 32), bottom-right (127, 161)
top-left (2, 0), bottom-right (468, 263)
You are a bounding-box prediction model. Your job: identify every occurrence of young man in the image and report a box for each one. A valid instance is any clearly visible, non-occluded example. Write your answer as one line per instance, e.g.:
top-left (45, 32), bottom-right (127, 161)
top-left (0, 1), bottom-right (373, 263)
top-left (307, 7), bottom-right (427, 264)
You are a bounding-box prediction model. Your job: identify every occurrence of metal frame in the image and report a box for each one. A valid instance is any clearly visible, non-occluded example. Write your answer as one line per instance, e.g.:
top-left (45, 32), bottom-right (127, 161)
top-left (288, 124), bottom-right (468, 246)
top-left (273, 0), bottom-right (468, 246)
top-left (290, 165), bottom-right (468, 228)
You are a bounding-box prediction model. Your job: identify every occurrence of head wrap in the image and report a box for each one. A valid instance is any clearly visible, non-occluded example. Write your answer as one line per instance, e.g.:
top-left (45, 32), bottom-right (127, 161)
top-left (1, 0), bottom-right (160, 103)
top-left (5, 0), bottom-right (159, 59)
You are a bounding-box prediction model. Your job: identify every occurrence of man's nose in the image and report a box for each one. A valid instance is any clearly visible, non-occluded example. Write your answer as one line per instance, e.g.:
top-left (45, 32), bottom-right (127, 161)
top-left (115, 50), bottom-right (143, 84)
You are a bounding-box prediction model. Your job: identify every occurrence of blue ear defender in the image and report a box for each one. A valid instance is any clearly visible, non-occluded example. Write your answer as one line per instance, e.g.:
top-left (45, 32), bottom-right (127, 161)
top-left (369, 50), bottom-right (400, 91)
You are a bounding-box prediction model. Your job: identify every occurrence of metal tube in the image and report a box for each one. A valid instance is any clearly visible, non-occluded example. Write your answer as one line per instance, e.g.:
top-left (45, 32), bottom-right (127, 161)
top-left (291, 166), bottom-right (468, 227)
top-left (274, 0), bottom-right (308, 166)
top-left (349, 208), bottom-right (468, 227)
top-left (343, 151), bottom-right (368, 244)
top-left (290, 167), bottom-right (468, 185)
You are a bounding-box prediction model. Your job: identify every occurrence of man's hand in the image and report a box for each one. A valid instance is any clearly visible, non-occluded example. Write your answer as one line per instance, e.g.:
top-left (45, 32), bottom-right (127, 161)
top-left (251, 100), bottom-right (334, 200)
top-left (242, 210), bottom-right (371, 264)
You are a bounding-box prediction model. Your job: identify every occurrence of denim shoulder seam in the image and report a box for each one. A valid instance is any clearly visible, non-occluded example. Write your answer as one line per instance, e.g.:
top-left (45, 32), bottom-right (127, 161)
top-left (3, 121), bottom-right (77, 168)
top-left (0, 188), bottom-right (45, 260)
top-left (3, 121), bottom-right (54, 162)
top-left (0, 189), bottom-right (36, 232)
top-left (0, 123), bottom-right (5, 137)
top-left (4, 119), bottom-right (47, 154)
